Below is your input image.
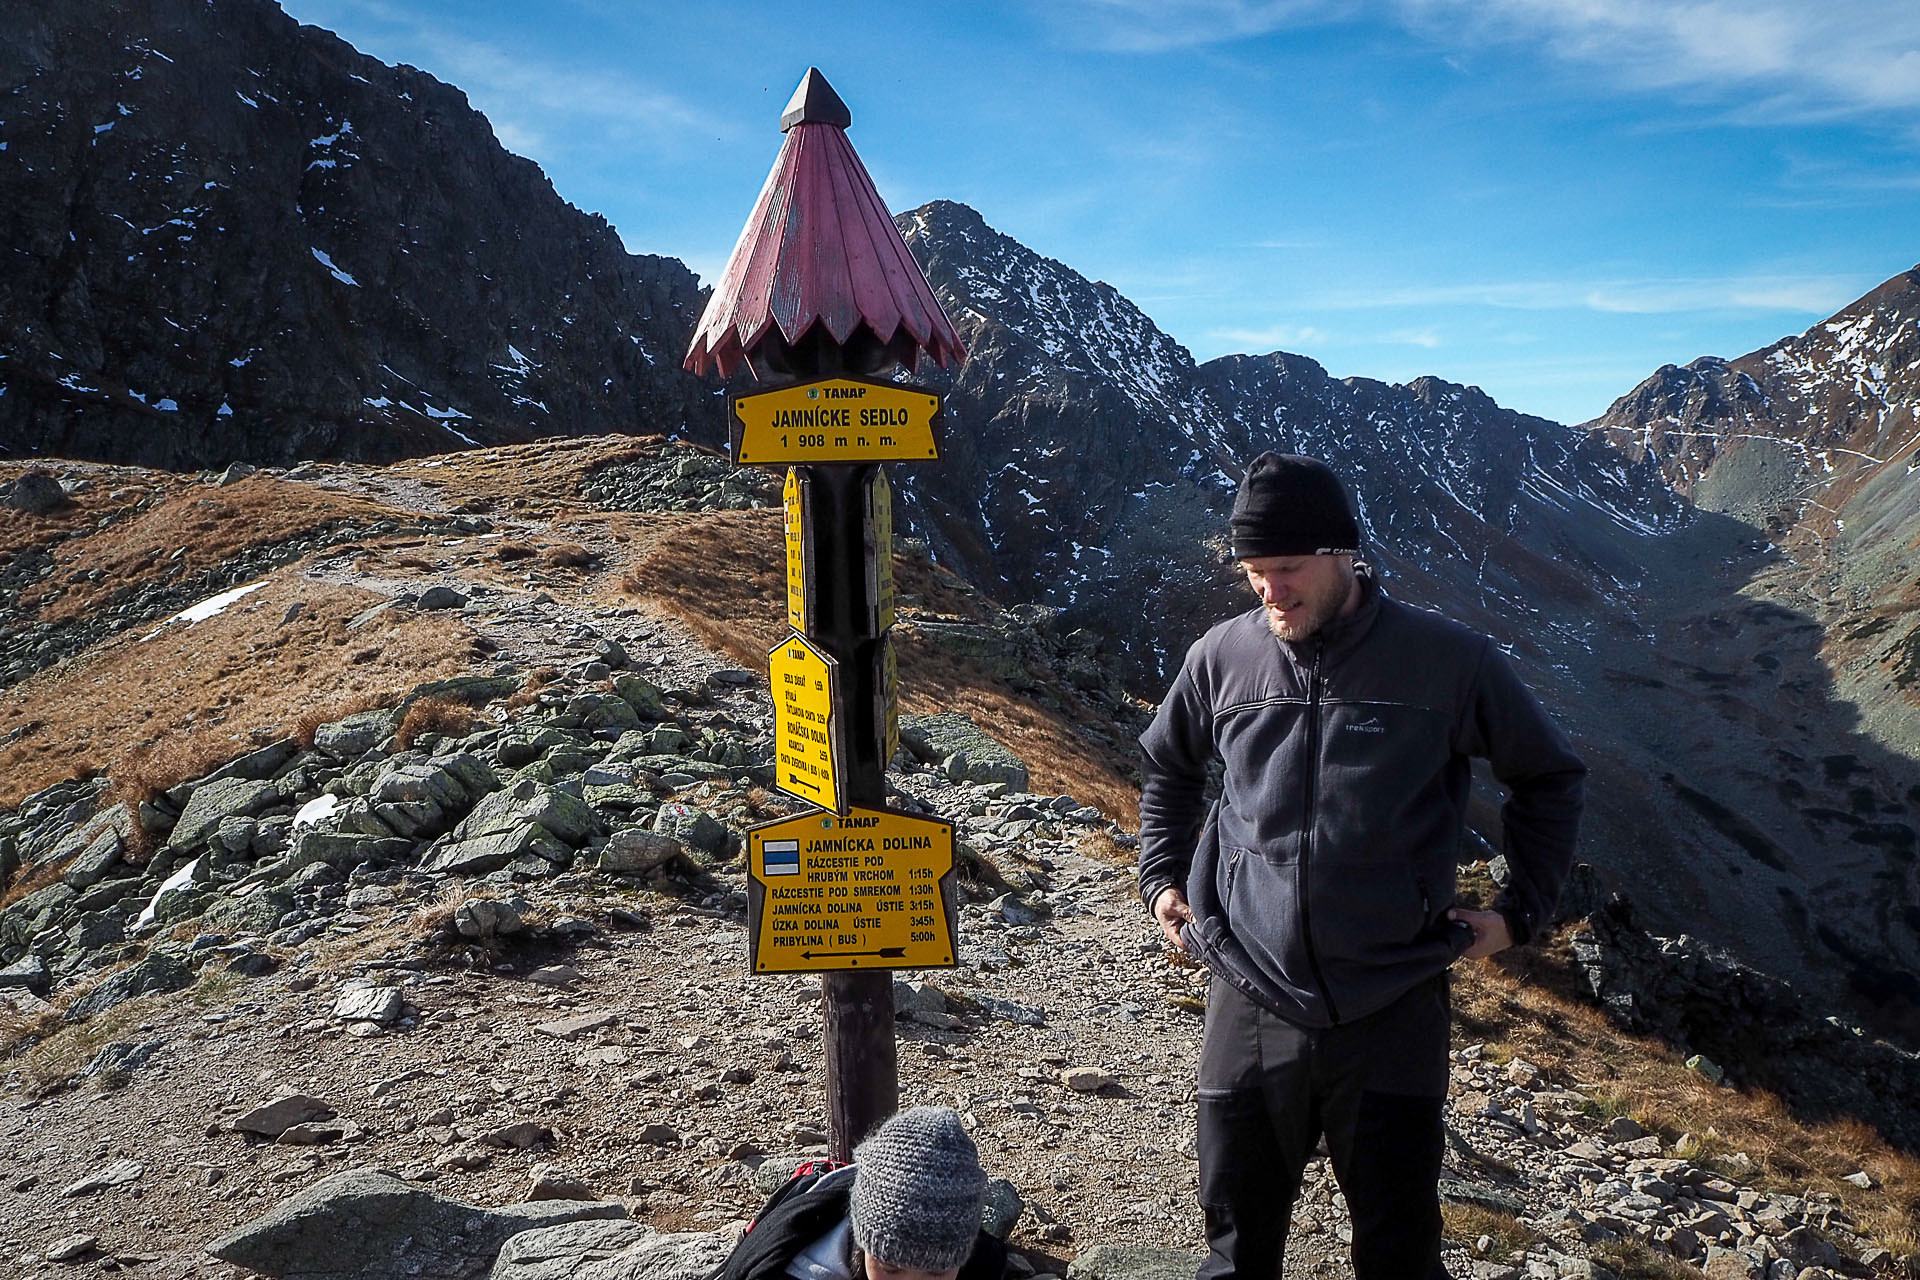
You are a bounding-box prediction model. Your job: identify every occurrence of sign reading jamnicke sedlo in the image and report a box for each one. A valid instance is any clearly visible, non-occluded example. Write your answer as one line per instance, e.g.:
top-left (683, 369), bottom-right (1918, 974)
top-left (746, 805), bottom-right (958, 974)
top-left (731, 376), bottom-right (941, 465)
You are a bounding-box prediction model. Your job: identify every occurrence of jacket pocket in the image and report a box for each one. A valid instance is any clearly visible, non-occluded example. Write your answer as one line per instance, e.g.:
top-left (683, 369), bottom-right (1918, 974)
top-left (1310, 856), bottom-right (1427, 966)
top-left (1216, 844), bottom-right (1309, 979)
top-left (1219, 843), bottom-right (1247, 912)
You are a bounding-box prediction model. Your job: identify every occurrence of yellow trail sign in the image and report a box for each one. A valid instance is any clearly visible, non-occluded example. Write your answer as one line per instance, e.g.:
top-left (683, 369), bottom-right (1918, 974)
top-left (770, 632), bottom-right (841, 813)
top-left (747, 805), bottom-right (957, 973)
top-left (783, 468), bottom-right (811, 633)
top-left (733, 377), bottom-right (940, 465)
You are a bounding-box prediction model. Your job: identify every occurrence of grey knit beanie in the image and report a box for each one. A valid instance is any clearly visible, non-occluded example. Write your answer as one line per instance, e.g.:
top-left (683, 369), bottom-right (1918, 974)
top-left (848, 1106), bottom-right (986, 1272)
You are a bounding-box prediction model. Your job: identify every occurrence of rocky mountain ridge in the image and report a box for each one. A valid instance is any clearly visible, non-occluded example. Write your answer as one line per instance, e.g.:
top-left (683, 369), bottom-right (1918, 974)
top-left (1589, 268), bottom-right (1920, 759)
top-left (891, 200), bottom-right (1686, 692)
top-left (0, 0), bottom-right (710, 469)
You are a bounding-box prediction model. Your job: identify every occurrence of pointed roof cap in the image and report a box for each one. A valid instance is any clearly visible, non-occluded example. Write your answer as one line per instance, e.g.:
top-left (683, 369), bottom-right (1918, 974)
top-left (781, 68), bottom-right (850, 132)
top-left (684, 70), bottom-right (965, 380)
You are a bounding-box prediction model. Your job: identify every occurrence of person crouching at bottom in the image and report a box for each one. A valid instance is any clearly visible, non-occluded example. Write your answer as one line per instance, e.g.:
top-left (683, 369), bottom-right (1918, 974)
top-left (713, 1106), bottom-right (1007, 1280)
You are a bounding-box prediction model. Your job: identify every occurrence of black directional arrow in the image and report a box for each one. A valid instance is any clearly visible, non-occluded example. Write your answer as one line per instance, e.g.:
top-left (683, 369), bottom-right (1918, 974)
top-left (801, 947), bottom-right (907, 960)
top-left (786, 772), bottom-right (821, 793)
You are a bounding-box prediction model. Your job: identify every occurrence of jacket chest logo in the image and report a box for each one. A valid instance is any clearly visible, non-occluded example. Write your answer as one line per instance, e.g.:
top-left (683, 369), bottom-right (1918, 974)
top-left (1344, 716), bottom-right (1386, 735)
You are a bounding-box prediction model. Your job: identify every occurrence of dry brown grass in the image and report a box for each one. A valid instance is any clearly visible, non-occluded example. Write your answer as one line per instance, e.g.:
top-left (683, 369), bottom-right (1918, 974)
top-left (504, 666), bottom-right (561, 711)
top-left (1439, 1202), bottom-right (1540, 1257)
top-left (0, 1003), bottom-right (62, 1055)
top-left (393, 696), bottom-right (480, 750)
top-left (1075, 828), bottom-right (1136, 868)
top-left (108, 732), bottom-right (249, 817)
top-left (540, 542), bottom-right (594, 569)
top-left (0, 841), bottom-right (81, 907)
top-left (290, 689), bottom-right (401, 750)
top-left (0, 577), bottom-right (472, 807)
top-left (10, 474), bottom-right (435, 626)
top-left (495, 541), bottom-right (536, 562)
top-left (1453, 939), bottom-right (1920, 1260)
top-left (409, 880), bottom-right (472, 937)
top-left (1589, 1239), bottom-right (1707, 1280)
top-left (0, 464), bottom-right (177, 566)
top-left (387, 434), bottom-right (660, 511)
top-left (8, 970), bottom-right (165, 1097)
top-left (608, 508), bottom-right (1142, 825)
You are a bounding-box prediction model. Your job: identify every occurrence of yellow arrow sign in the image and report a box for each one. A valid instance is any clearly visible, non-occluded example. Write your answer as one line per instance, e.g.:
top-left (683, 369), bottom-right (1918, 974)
top-left (769, 632), bottom-right (841, 813)
top-left (783, 468), bottom-right (811, 633)
top-left (732, 377), bottom-right (941, 465)
top-left (747, 805), bottom-right (957, 973)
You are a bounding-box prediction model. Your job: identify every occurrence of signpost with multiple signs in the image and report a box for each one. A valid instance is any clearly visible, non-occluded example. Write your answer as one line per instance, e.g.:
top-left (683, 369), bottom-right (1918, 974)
top-left (683, 67), bottom-right (970, 1162)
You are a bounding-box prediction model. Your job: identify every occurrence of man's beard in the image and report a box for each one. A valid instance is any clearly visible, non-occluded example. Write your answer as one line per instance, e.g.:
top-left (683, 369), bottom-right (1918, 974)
top-left (1263, 573), bottom-right (1352, 642)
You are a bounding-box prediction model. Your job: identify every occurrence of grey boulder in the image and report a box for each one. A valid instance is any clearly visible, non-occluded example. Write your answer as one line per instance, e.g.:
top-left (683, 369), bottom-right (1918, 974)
top-left (598, 829), bottom-right (684, 874)
top-left (489, 1220), bottom-right (734, 1280)
top-left (651, 804), bottom-right (727, 856)
top-left (203, 1168), bottom-right (625, 1280)
top-left (233, 1095), bottom-right (337, 1139)
top-left (170, 778), bottom-right (281, 850)
top-left (313, 709), bottom-right (399, 759)
top-left (899, 713), bottom-right (1029, 790)
top-left (1066, 1246), bottom-right (1210, 1280)
top-left (64, 949), bottom-right (193, 1023)
top-left (7, 470), bottom-right (71, 512)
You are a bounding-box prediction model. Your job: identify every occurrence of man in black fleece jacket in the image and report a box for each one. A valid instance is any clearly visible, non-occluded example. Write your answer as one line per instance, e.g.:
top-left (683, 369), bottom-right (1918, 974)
top-left (1138, 453), bottom-right (1586, 1280)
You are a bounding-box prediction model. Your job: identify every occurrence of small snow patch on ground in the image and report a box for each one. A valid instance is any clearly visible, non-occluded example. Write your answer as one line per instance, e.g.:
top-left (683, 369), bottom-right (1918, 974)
top-left (136, 857), bottom-right (200, 929)
top-left (310, 247), bottom-right (358, 286)
top-left (293, 794), bottom-right (341, 830)
top-left (142, 581), bottom-right (268, 640)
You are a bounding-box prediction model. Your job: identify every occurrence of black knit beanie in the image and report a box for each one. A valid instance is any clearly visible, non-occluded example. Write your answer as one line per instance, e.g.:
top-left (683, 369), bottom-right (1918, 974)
top-left (1229, 452), bottom-right (1361, 558)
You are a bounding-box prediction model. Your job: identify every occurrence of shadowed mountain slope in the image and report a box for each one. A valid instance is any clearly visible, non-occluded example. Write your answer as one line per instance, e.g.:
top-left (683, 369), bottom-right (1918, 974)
top-left (0, 0), bottom-right (710, 468)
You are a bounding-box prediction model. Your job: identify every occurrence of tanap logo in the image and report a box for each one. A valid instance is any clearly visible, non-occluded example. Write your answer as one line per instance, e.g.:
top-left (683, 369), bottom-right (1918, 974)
top-left (807, 387), bottom-right (819, 400)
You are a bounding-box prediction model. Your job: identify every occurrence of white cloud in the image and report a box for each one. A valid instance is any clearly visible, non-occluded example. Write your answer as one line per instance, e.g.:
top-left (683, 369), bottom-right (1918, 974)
top-left (1062, 0), bottom-right (1359, 52)
top-left (1211, 322), bottom-right (1331, 346)
top-left (1405, 0), bottom-right (1920, 119)
top-left (1302, 272), bottom-right (1876, 314)
top-left (1047, 0), bottom-right (1920, 125)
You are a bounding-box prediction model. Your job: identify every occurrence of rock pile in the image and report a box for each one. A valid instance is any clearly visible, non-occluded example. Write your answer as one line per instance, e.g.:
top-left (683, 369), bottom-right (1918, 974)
top-left (1435, 1045), bottom-right (1881, 1280)
top-left (1568, 897), bottom-right (1920, 1151)
top-left (0, 644), bottom-right (1109, 1041)
top-left (580, 453), bottom-right (780, 514)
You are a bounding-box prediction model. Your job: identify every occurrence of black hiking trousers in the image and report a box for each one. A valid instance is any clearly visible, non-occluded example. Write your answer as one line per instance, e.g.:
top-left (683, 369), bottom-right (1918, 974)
top-left (1195, 975), bottom-right (1452, 1280)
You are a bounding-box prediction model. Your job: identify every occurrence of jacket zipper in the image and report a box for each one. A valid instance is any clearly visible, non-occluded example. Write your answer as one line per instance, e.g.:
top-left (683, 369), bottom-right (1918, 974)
top-left (1299, 638), bottom-right (1340, 1025)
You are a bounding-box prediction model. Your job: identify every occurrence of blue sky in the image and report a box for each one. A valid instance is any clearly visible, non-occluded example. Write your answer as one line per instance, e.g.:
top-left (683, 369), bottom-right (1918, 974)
top-left (279, 0), bottom-right (1920, 425)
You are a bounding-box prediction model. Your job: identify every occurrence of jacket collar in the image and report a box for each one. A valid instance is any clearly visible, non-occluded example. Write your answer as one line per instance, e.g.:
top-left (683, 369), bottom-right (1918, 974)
top-left (1277, 562), bottom-right (1384, 667)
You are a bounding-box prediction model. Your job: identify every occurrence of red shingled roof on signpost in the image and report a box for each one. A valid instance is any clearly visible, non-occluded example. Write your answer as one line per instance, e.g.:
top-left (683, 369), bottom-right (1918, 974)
top-left (684, 69), bottom-right (966, 380)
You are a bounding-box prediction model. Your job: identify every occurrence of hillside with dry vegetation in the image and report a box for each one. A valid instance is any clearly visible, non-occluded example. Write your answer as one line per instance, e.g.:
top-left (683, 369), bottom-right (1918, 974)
top-left (2, 440), bottom-right (1918, 1280)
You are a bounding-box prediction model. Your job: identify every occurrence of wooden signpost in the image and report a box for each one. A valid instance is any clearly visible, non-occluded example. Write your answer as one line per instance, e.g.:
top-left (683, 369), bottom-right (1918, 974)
top-left (683, 67), bottom-right (969, 1161)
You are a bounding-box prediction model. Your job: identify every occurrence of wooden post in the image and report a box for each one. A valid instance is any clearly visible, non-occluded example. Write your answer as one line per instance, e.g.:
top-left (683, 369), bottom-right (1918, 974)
top-left (796, 409), bottom-right (897, 1158)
